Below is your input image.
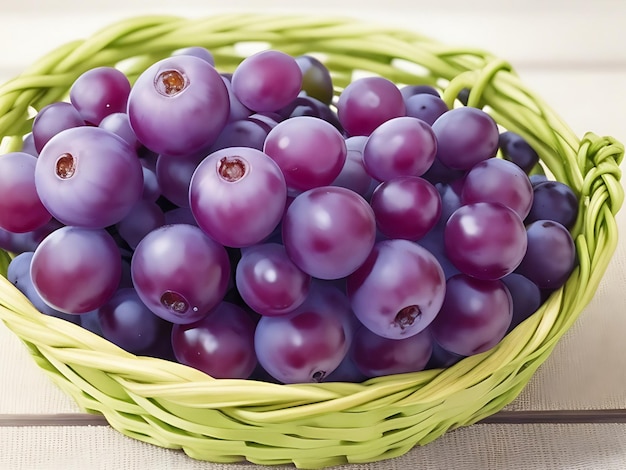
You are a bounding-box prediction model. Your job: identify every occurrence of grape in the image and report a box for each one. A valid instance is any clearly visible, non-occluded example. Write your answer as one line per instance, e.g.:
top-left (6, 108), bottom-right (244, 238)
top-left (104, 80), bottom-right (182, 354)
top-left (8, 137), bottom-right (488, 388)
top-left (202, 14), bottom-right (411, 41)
top-left (362, 116), bottom-right (437, 181)
top-left (79, 310), bottom-right (104, 336)
top-left (30, 226), bottom-right (122, 314)
top-left (370, 176), bottom-right (441, 240)
top-left (0, 152), bottom-right (51, 233)
top-left (171, 46), bottom-right (215, 65)
top-left (277, 95), bottom-right (343, 132)
top-left (434, 180), bottom-right (463, 229)
top-left (156, 150), bottom-right (205, 208)
top-left (529, 174), bottom-right (549, 187)
top-left (209, 118), bottom-right (269, 152)
top-left (21, 133), bottom-right (38, 157)
top-left (254, 282), bottom-right (353, 384)
top-left (35, 126), bottom-right (144, 228)
top-left (294, 55), bottom-right (334, 104)
top-left (189, 147), bottom-right (287, 248)
top-left (425, 339), bottom-right (465, 369)
top-left (330, 141), bottom-right (373, 197)
top-left (462, 157), bottom-right (534, 219)
top-left (7, 252), bottom-right (34, 287)
top-left (98, 287), bottom-right (170, 353)
top-left (0, 219), bottom-right (63, 254)
top-left (499, 131), bottom-right (540, 174)
top-left (525, 180), bottom-right (579, 230)
top-left (324, 351), bottom-right (368, 383)
top-left (263, 116), bottom-right (347, 192)
top-left (131, 224), bottom-right (230, 324)
top-left (515, 220), bottom-right (576, 290)
top-left (236, 243), bottom-right (311, 316)
top-left (99, 112), bottom-right (140, 149)
top-left (127, 55), bottom-right (230, 156)
top-left (70, 66), bottom-right (131, 125)
top-left (140, 166), bottom-right (160, 202)
top-left (337, 76), bottom-right (406, 136)
top-left (32, 102), bottom-right (85, 153)
top-left (231, 50), bottom-right (302, 112)
top-left (163, 207), bottom-right (197, 226)
top-left (350, 325), bottom-right (433, 378)
top-left (400, 84), bottom-right (440, 99)
top-left (416, 226), bottom-right (461, 279)
top-left (404, 93), bottom-right (449, 125)
top-left (220, 75), bottom-right (252, 122)
top-left (432, 107), bottom-right (499, 170)
top-left (501, 272), bottom-right (542, 331)
top-left (172, 301), bottom-right (257, 379)
top-left (430, 274), bottom-right (512, 356)
top-left (421, 156), bottom-right (466, 186)
top-left (247, 112), bottom-right (282, 132)
top-left (282, 186), bottom-right (376, 279)
top-left (444, 202), bottom-right (527, 280)
top-left (116, 199), bottom-right (165, 249)
top-left (347, 239), bottom-right (446, 339)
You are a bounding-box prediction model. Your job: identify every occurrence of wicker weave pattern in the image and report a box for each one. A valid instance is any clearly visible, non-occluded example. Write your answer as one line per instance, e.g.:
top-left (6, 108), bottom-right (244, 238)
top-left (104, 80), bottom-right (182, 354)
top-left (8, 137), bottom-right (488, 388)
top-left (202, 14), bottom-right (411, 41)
top-left (0, 15), bottom-right (623, 469)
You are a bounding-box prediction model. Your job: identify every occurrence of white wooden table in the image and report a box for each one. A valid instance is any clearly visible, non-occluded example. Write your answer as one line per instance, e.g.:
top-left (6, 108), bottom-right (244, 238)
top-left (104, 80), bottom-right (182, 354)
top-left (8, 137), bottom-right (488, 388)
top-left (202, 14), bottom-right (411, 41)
top-left (1, 1), bottom-right (626, 468)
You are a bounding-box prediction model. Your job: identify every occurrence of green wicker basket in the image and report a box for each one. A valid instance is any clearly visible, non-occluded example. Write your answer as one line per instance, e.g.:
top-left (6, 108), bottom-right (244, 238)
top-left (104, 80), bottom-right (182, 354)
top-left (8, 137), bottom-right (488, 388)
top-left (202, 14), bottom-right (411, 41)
top-left (0, 14), bottom-right (623, 469)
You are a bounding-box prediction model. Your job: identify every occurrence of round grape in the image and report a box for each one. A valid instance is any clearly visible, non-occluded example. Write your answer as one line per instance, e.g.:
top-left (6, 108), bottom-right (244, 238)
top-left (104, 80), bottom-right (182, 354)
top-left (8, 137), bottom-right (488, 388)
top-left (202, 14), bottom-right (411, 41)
top-left (525, 180), bottom-right (579, 230)
top-left (70, 66), bottom-right (131, 125)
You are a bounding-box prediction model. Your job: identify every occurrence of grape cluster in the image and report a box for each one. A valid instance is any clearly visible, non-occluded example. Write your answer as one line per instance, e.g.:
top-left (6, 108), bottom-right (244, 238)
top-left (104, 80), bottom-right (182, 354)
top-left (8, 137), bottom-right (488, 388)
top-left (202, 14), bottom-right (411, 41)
top-left (0, 47), bottom-right (580, 384)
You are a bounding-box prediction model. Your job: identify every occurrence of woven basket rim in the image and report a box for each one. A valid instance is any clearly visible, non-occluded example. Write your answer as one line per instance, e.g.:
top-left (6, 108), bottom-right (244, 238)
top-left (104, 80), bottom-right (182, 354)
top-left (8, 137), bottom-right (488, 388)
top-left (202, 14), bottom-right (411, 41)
top-left (0, 13), bottom-right (623, 469)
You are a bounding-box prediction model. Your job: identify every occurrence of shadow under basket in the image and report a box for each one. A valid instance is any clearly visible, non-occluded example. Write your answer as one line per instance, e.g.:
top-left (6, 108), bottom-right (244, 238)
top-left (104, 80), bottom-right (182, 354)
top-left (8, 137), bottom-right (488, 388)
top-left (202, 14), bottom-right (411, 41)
top-left (0, 14), bottom-right (623, 469)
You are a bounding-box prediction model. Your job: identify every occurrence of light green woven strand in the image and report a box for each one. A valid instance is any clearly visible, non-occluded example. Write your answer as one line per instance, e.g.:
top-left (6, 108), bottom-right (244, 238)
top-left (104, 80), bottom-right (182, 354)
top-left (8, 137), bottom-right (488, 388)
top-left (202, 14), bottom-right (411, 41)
top-left (0, 14), bottom-right (623, 469)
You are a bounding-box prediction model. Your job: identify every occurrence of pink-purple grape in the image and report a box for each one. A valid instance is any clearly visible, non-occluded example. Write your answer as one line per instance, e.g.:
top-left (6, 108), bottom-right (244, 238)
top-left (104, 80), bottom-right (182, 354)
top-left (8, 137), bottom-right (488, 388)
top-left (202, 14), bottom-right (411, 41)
top-left (156, 151), bottom-right (204, 208)
top-left (99, 112), bottom-right (140, 149)
top-left (98, 287), bottom-right (170, 353)
top-left (171, 301), bottom-right (257, 379)
top-left (432, 107), bottom-right (499, 170)
top-left (220, 75), bottom-right (252, 122)
top-left (430, 273), bottom-right (512, 356)
top-left (330, 142), bottom-right (374, 197)
top-left (69, 66), bottom-right (131, 125)
top-left (515, 220), bottom-right (576, 290)
top-left (525, 180), bottom-right (579, 230)
top-left (462, 157), bottom-right (534, 219)
top-left (294, 55), bottom-right (334, 105)
top-left (127, 55), bottom-right (230, 156)
top-left (189, 147), bottom-right (287, 248)
top-left (444, 202), bottom-right (527, 280)
top-left (231, 50), bottom-right (302, 112)
top-left (350, 325), bottom-right (433, 378)
top-left (0, 152), bottom-right (51, 233)
top-left (35, 126), bottom-right (144, 228)
top-left (209, 118), bottom-right (270, 152)
top-left (362, 116), bottom-right (437, 181)
top-left (370, 176), bottom-right (441, 240)
top-left (337, 76), bottom-right (406, 136)
top-left (347, 239), bottom-right (446, 340)
top-left (140, 166), bottom-right (160, 202)
top-left (116, 199), bottom-right (165, 249)
top-left (30, 226), bottom-right (122, 314)
top-left (131, 224), bottom-right (230, 324)
top-left (254, 282), bottom-right (353, 384)
top-left (263, 116), bottom-right (347, 192)
top-left (236, 243), bottom-right (311, 316)
top-left (282, 186), bottom-right (376, 280)
top-left (32, 102), bottom-right (85, 153)
top-left (0, 219), bottom-right (62, 255)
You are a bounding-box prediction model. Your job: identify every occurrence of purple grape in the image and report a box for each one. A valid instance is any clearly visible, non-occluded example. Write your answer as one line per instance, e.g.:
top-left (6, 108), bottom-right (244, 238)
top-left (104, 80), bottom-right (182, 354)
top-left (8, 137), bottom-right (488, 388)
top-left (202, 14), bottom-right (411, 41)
top-left (99, 112), bottom-right (140, 149)
top-left (462, 157), bottom-right (534, 219)
top-left (529, 174), bottom-right (549, 187)
top-left (172, 301), bottom-right (257, 379)
top-left (501, 273), bottom-right (542, 331)
top-left (116, 199), bottom-right (165, 249)
top-left (32, 102), bottom-right (85, 153)
top-left (163, 207), bottom-right (197, 226)
top-left (35, 126), bottom-right (144, 228)
top-left (362, 116), bottom-right (437, 181)
top-left (70, 66), bottom-right (131, 125)
top-left (98, 287), bottom-right (170, 353)
top-left (330, 142), bottom-right (373, 197)
top-left (236, 243), bottom-right (311, 316)
top-left (7, 251), bottom-right (34, 286)
top-left (294, 55), bottom-right (334, 105)
top-left (421, 156), bottom-right (466, 186)
top-left (337, 76), bottom-right (406, 136)
top-left (425, 339), bottom-right (465, 369)
top-left (254, 282), bottom-right (353, 384)
top-left (499, 131), bottom-right (540, 174)
top-left (140, 165), bottom-right (160, 202)
top-left (434, 180), bottom-right (464, 229)
top-left (350, 325), bottom-right (433, 378)
top-left (324, 350), bottom-right (368, 383)
top-left (231, 50), bottom-right (302, 112)
top-left (282, 186), bottom-right (376, 279)
top-left (263, 116), bottom-right (347, 192)
top-left (171, 46), bottom-right (215, 65)
top-left (127, 55), bottom-right (230, 156)
top-left (347, 239), bottom-right (446, 339)
top-left (416, 226), bottom-right (461, 280)
top-left (189, 147), bottom-right (287, 248)
top-left (404, 94), bottom-right (449, 125)
top-left (155, 150), bottom-right (205, 208)
top-left (370, 176), bottom-right (441, 240)
top-left (0, 152), bottom-right (51, 233)
top-left (209, 118), bottom-right (269, 152)
top-left (220, 75), bottom-right (252, 122)
top-left (131, 224), bottom-right (230, 324)
top-left (0, 219), bottom-right (63, 254)
top-left (430, 274), bottom-right (512, 356)
top-left (30, 226), bottom-right (122, 314)
top-left (444, 202), bottom-right (527, 280)
top-left (21, 133), bottom-right (38, 157)
top-left (525, 180), bottom-right (579, 230)
top-left (277, 95), bottom-right (343, 133)
top-left (515, 220), bottom-right (576, 290)
top-left (432, 107), bottom-right (499, 170)
top-left (400, 85), bottom-right (440, 99)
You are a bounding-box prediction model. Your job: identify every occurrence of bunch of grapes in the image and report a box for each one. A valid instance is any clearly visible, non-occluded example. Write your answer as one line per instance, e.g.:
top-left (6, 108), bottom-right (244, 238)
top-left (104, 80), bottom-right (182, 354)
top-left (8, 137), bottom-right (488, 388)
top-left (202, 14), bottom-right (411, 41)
top-left (0, 46), bottom-right (579, 384)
